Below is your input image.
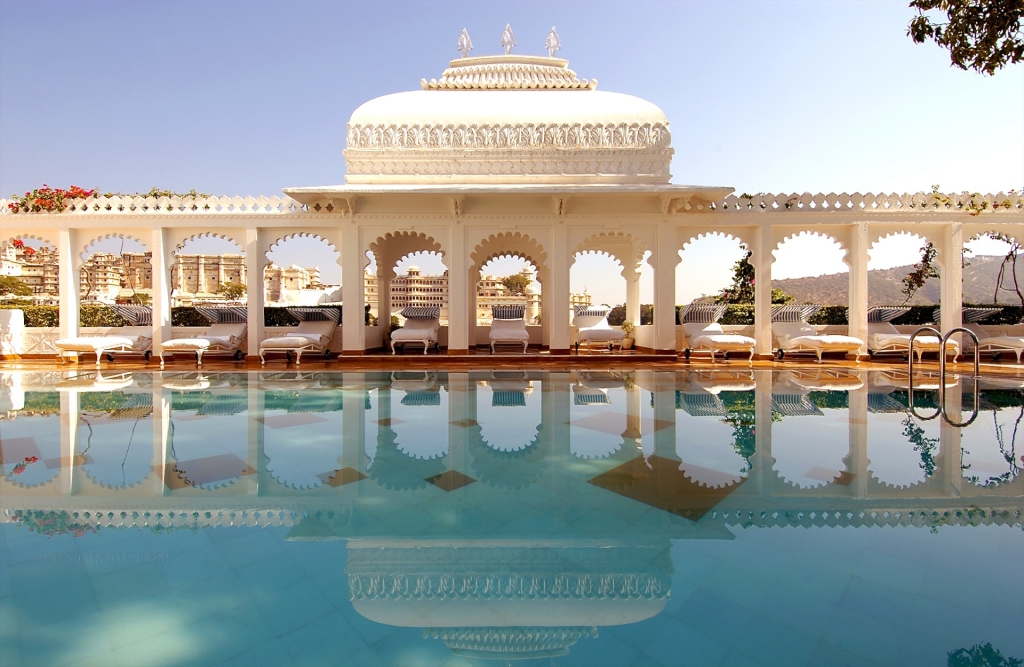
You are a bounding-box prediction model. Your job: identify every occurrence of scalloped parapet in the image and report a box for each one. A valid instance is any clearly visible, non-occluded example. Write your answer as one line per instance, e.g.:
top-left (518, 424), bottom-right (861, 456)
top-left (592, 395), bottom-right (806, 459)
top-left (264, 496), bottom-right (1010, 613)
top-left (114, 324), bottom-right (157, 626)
top-left (421, 55), bottom-right (596, 90)
top-left (0, 194), bottom-right (305, 215)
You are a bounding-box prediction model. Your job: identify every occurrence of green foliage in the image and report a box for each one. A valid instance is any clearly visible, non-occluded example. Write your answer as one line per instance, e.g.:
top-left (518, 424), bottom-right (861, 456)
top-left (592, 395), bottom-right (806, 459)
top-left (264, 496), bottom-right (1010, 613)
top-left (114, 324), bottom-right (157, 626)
top-left (171, 307), bottom-right (208, 327)
top-left (808, 306), bottom-right (850, 325)
top-left (901, 241), bottom-right (941, 305)
top-left (607, 304), bottom-right (653, 326)
top-left (215, 281), bottom-right (246, 300)
top-left (11, 510), bottom-right (100, 537)
top-left (0, 275), bottom-right (32, 296)
top-left (501, 273), bottom-right (531, 296)
top-left (80, 392), bottom-right (130, 412)
top-left (909, 1), bottom-right (1024, 75)
top-left (808, 391), bottom-right (850, 410)
top-left (902, 415), bottom-right (940, 477)
top-left (714, 249), bottom-right (794, 305)
top-left (947, 642), bottom-right (1023, 667)
top-left (390, 315), bottom-right (401, 330)
top-left (720, 304), bottom-right (754, 325)
top-left (21, 392), bottom-right (60, 414)
top-left (264, 308), bottom-right (300, 327)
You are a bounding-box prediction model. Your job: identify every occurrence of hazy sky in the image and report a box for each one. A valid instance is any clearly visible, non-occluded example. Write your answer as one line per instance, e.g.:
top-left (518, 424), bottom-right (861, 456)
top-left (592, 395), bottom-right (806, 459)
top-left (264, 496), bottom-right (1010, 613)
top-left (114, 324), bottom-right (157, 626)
top-left (2, 0), bottom-right (1020, 305)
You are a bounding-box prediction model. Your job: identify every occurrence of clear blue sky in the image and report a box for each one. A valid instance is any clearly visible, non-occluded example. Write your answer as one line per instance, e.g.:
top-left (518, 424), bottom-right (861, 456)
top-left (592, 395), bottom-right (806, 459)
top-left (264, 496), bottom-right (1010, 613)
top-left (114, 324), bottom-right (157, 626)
top-left (2, 1), bottom-right (1021, 304)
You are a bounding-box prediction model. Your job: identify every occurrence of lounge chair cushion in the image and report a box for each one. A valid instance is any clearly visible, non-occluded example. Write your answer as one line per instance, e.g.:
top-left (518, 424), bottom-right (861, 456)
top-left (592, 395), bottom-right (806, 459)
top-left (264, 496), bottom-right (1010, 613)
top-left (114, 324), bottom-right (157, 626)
top-left (490, 318), bottom-right (530, 342)
top-left (773, 322), bottom-right (863, 352)
top-left (162, 324), bottom-right (247, 351)
top-left (867, 322), bottom-right (957, 351)
top-left (261, 321), bottom-right (336, 351)
top-left (392, 317), bottom-right (439, 343)
top-left (685, 322), bottom-right (755, 351)
top-left (55, 327), bottom-right (152, 353)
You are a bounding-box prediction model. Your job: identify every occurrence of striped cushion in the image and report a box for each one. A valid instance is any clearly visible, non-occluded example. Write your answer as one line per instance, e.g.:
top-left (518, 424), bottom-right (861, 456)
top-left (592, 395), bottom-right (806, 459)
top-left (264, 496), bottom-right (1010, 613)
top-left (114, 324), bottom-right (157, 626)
top-left (573, 305), bottom-right (611, 318)
top-left (401, 306), bottom-right (440, 320)
top-left (286, 306), bottom-right (342, 323)
top-left (401, 392), bottom-right (441, 406)
top-left (492, 304), bottom-right (526, 320)
top-left (492, 390), bottom-right (527, 407)
top-left (194, 306), bottom-right (248, 324)
top-left (867, 307), bottom-right (911, 323)
top-left (771, 305), bottom-right (821, 323)
top-left (680, 303), bottom-right (728, 324)
top-left (932, 306), bottom-right (1003, 323)
top-left (109, 304), bottom-right (152, 326)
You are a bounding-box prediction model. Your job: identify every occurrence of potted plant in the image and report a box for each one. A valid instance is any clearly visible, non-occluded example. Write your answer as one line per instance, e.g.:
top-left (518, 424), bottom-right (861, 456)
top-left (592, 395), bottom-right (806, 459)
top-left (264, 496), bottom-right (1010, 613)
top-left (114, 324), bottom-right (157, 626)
top-left (621, 320), bottom-right (635, 350)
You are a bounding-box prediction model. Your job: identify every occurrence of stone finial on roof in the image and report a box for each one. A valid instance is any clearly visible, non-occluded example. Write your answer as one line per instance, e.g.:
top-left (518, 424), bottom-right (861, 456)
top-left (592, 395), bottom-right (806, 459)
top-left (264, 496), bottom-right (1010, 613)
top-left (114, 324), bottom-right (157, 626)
top-left (545, 27), bottom-right (561, 57)
top-left (500, 24), bottom-right (516, 55)
top-left (457, 28), bottom-right (472, 58)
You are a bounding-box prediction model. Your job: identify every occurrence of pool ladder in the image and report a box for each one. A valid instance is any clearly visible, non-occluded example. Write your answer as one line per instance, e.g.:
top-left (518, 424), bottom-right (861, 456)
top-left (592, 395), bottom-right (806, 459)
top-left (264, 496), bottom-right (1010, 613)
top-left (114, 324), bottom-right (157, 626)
top-left (907, 327), bottom-right (980, 427)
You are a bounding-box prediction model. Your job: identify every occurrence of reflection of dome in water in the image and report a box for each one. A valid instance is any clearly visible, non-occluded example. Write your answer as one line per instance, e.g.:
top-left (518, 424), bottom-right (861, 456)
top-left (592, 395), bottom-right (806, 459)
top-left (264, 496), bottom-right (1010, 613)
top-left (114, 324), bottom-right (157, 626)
top-left (426, 626), bottom-right (596, 661)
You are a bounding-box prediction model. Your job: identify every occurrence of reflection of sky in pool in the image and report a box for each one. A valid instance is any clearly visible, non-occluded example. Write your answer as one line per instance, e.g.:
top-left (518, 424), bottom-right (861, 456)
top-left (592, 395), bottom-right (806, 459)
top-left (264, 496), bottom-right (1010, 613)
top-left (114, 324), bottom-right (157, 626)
top-left (1, 368), bottom-right (1021, 667)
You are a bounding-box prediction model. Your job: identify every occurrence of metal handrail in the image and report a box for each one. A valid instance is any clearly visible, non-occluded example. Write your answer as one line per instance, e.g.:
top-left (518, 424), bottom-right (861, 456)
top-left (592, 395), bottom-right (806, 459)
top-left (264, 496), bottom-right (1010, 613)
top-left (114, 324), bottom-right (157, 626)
top-left (939, 327), bottom-right (980, 427)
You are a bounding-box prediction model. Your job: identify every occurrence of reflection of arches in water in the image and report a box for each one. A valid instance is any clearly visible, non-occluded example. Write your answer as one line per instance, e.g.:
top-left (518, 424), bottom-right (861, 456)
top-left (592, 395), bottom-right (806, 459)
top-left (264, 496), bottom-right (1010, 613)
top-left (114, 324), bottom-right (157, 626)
top-left (264, 396), bottom-right (345, 490)
top-left (80, 394), bottom-right (154, 490)
top-left (569, 377), bottom-right (626, 460)
top-left (772, 416), bottom-right (851, 489)
top-left (391, 376), bottom-right (449, 461)
top-left (866, 413), bottom-right (934, 489)
top-left (961, 404), bottom-right (1023, 488)
top-left (674, 386), bottom-right (752, 488)
top-left (169, 391), bottom-right (251, 489)
top-left (477, 380), bottom-right (542, 453)
top-left (367, 437), bottom-right (446, 492)
top-left (1, 411), bottom-right (60, 488)
top-left (468, 425), bottom-right (547, 491)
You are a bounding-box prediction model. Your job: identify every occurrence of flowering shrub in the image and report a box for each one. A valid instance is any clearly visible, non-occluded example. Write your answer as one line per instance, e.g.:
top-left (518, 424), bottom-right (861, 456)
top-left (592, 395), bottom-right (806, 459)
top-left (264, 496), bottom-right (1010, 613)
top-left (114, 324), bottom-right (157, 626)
top-left (11, 510), bottom-right (99, 538)
top-left (7, 185), bottom-right (97, 214)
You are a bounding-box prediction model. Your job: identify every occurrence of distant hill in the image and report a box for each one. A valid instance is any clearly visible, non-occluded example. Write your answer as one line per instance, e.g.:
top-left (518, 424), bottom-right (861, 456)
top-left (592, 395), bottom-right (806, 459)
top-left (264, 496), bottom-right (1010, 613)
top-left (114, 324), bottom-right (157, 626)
top-left (773, 254), bottom-right (1022, 306)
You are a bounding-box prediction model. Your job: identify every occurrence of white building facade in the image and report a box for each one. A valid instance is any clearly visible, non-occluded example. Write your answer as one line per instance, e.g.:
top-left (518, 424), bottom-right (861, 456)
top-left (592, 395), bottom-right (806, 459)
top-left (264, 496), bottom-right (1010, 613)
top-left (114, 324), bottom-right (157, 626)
top-left (1, 50), bottom-right (1020, 357)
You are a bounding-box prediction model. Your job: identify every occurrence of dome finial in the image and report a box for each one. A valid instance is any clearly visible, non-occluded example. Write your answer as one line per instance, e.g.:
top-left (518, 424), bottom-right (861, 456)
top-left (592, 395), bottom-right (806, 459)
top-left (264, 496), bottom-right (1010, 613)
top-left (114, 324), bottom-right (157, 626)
top-left (546, 27), bottom-right (561, 57)
top-left (500, 24), bottom-right (516, 55)
top-left (457, 28), bottom-right (473, 58)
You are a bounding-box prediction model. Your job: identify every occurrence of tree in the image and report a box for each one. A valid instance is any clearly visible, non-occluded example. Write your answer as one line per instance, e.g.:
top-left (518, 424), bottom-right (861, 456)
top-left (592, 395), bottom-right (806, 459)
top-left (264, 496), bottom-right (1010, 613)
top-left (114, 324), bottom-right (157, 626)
top-left (216, 281), bottom-right (247, 300)
top-left (908, 1), bottom-right (1024, 75)
top-left (0, 275), bottom-right (32, 296)
top-left (715, 250), bottom-right (793, 305)
top-left (501, 273), bottom-right (531, 295)
top-left (900, 242), bottom-right (941, 305)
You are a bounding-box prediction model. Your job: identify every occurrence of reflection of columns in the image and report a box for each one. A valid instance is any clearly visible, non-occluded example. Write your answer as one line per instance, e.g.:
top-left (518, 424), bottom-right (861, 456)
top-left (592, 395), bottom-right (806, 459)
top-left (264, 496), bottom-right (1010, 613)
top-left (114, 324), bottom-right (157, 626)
top-left (447, 226), bottom-right (470, 353)
top-left (60, 390), bottom-right (79, 495)
top-left (250, 380), bottom-right (268, 494)
top-left (625, 263), bottom-right (640, 327)
top-left (153, 389), bottom-right (171, 495)
top-left (342, 374), bottom-right (367, 475)
top-left (342, 225), bottom-right (366, 354)
top-left (653, 228), bottom-right (678, 352)
top-left (376, 383), bottom-right (391, 470)
top-left (447, 373), bottom-right (471, 470)
top-left (244, 228), bottom-right (264, 359)
top-left (651, 372), bottom-right (676, 460)
top-left (941, 381), bottom-right (963, 498)
top-left (939, 223), bottom-right (964, 346)
top-left (848, 379), bottom-right (869, 498)
top-left (542, 372), bottom-right (572, 492)
top-left (58, 229), bottom-right (80, 340)
top-left (751, 225), bottom-right (773, 358)
top-left (549, 226), bottom-right (571, 354)
top-left (151, 228), bottom-right (171, 352)
top-left (624, 378), bottom-right (643, 454)
top-left (847, 223), bottom-right (869, 358)
top-left (753, 370), bottom-right (772, 496)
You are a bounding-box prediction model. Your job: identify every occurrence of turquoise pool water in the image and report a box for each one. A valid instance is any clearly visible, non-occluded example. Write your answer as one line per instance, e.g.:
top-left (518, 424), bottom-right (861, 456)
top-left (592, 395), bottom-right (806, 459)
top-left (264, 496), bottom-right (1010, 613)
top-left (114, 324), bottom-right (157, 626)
top-left (1, 368), bottom-right (1021, 667)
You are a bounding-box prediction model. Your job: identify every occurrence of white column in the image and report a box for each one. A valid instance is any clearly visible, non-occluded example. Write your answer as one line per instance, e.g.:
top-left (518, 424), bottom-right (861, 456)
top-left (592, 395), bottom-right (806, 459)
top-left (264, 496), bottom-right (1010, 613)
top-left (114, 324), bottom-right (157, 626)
top-left (59, 389), bottom-right (79, 495)
top-left (625, 263), bottom-right (640, 326)
top-left (152, 387), bottom-right (171, 495)
top-left (751, 225), bottom-right (773, 358)
top-left (447, 226), bottom-right (470, 353)
top-left (940, 222), bottom-right (964, 347)
top-left (58, 229), bottom-right (80, 340)
top-left (549, 225), bottom-right (571, 353)
top-left (150, 228), bottom-right (171, 352)
top-left (847, 223), bottom-right (869, 358)
top-left (653, 227), bottom-right (678, 352)
top-left (848, 379), bottom-right (869, 498)
top-left (244, 228), bottom-right (264, 359)
top-left (341, 225), bottom-right (366, 354)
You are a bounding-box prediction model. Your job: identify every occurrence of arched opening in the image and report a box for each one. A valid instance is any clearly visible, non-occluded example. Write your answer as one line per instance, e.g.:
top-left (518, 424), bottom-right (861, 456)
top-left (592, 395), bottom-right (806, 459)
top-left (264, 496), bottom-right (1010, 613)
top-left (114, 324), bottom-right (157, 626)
top-left (264, 235), bottom-right (341, 307)
top-left (772, 232), bottom-right (849, 307)
top-left (389, 251), bottom-right (449, 325)
top-left (965, 232), bottom-right (1021, 307)
top-left (0, 236), bottom-right (58, 304)
top-left (677, 233), bottom-right (748, 306)
top-left (867, 232), bottom-right (938, 308)
top-left (171, 235), bottom-right (246, 306)
top-left (80, 235), bottom-right (151, 305)
top-left (476, 256), bottom-right (541, 325)
top-left (367, 232), bottom-right (447, 341)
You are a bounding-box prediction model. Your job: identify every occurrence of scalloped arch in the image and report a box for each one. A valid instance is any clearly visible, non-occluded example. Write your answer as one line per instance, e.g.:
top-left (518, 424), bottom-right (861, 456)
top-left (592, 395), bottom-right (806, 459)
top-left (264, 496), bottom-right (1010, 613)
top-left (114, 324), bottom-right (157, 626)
top-left (869, 229), bottom-right (936, 248)
top-left (576, 230), bottom-right (649, 255)
top-left (265, 232), bottom-right (339, 255)
top-left (774, 230), bottom-right (849, 267)
top-left (79, 233), bottom-right (149, 260)
top-left (966, 229), bottom-right (1020, 246)
top-left (680, 230), bottom-right (750, 252)
top-left (4, 233), bottom-right (55, 247)
top-left (572, 248), bottom-right (625, 269)
top-left (369, 231), bottom-right (445, 273)
top-left (173, 231), bottom-right (244, 252)
top-left (470, 232), bottom-right (549, 274)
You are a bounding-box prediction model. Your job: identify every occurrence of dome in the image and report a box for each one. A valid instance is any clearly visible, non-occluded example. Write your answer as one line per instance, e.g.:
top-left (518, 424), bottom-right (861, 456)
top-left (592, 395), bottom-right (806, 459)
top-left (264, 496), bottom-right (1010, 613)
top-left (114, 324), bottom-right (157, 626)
top-left (344, 55), bottom-right (673, 185)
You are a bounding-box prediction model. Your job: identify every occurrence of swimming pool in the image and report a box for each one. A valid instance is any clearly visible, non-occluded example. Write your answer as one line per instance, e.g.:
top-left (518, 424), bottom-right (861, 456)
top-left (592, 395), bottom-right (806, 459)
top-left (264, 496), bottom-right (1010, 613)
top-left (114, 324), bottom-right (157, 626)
top-left (1, 368), bottom-right (1021, 667)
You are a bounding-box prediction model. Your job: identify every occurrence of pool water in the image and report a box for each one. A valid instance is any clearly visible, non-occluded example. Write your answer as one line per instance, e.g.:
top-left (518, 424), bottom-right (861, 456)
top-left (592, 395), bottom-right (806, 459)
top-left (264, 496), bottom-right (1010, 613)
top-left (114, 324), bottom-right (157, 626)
top-left (1, 368), bottom-right (1021, 667)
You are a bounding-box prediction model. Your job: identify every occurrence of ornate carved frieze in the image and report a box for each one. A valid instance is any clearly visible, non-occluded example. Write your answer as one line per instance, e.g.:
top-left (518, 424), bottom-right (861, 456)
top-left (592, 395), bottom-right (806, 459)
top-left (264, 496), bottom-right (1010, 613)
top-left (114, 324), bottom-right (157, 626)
top-left (346, 122), bottom-right (670, 151)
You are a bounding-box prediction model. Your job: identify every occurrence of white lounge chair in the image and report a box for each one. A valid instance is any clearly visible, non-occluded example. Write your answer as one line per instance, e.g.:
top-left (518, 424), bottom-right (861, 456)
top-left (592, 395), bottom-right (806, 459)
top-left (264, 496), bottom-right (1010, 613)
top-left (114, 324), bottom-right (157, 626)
top-left (158, 307), bottom-right (248, 367)
top-left (680, 303), bottom-right (754, 363)
top-left (573, 305), bottom-right (624, 353)
top-left (770, 304), bottom-right (863, 363)
top-left (259, 307), bottom-right (339, 365)
top-left (54, 305), bottom-right (153, 366)
top-left (865, 306), bottom-right (957, 361)
top-left (391, 306), bottom-right (441, 354)
top-left (489, 305), bottom-right (529, 354)
top-left (934, 307), bottom-right (1023, 364)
